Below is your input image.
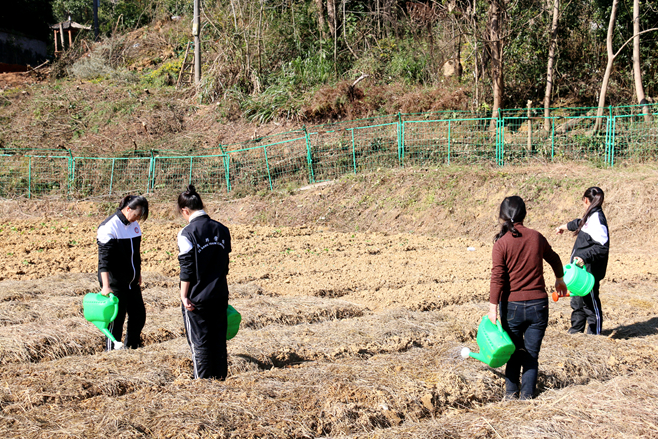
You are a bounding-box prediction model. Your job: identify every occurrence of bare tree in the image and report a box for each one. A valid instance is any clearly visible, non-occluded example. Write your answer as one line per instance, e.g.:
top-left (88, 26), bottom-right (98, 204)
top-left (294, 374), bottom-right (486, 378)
top-left (543, 0), bottom-right (560, 132)
top-left (632, 0), bottom-right (652, 122)
top-left (326, 0), bottom-right (337, 37)
top-left (594, 0), bottom-right (657, 132)
top-left (488, 0), bottom-right (504, 130)
top-left (593, 0), bottom-right (620, 133)
top-left (315, 0), bottom-right (327, 40)
top-left (326, 0), bottom-right (337, 73)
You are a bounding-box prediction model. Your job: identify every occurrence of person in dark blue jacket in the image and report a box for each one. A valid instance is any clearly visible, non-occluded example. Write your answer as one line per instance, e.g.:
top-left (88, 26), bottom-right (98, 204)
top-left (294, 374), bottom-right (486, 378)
top-left (177, 185), bottom-right (231, 380)
top-left (556, 187), bottom-right (609, 335)
top-left (97, 195), bottom-right (149, 350)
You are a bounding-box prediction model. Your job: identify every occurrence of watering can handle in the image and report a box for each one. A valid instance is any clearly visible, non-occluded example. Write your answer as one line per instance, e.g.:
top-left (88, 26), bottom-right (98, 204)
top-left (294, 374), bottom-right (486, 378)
top-left (496, 319), bottom-right (504, 332)
top-left (107, 293), bottom-right (119, 323)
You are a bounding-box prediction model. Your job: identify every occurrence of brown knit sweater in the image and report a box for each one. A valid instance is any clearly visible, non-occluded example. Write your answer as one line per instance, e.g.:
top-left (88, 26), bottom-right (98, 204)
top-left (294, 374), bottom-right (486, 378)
top-left (490, 224), bottom-right (564, 304)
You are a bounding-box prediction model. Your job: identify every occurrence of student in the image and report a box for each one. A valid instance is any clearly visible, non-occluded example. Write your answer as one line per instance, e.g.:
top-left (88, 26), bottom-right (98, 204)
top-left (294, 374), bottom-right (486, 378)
top-left (489, 196), bottom-right (567, 400)
top-left (177, 185), bottom-right (232, 380)
top-left (97, 195), bottom-right (149, 351)
top-left (555, 187), bottom-right (609, 335)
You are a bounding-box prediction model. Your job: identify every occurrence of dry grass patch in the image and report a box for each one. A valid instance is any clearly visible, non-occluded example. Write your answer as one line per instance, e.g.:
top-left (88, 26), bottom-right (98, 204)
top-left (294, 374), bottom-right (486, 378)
top-left (345, 370), bottom-right (658, 438)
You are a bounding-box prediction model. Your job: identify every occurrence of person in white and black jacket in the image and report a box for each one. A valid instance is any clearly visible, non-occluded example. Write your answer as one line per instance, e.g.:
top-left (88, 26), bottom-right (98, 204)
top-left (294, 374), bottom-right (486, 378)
top-left (177, 185), bottom-right (231, 380)
top-left (556, 187), bottom-right (609, 335)
top-left (97, 195), bottom-right (149, 350)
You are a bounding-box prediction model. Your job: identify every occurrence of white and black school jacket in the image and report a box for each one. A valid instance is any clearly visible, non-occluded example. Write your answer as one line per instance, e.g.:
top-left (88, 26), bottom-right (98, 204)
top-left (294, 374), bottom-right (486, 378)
top-left (177, 211), bottom-right (231, 307)
top-left (97, 209), bottom-right (142, 292)
top-left (567, 207), bottom-right (609, 280)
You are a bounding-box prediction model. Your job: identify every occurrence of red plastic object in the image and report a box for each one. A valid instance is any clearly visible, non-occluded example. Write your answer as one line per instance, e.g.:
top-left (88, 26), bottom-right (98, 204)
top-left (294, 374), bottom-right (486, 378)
top-left (552, 290), bottom-right (570, 302)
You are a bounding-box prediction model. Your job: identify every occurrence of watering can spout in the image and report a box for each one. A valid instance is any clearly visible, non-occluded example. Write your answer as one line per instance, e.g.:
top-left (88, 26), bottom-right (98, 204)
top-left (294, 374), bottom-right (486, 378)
top-left (83, 292), bottom-right (120, 345)
top-left (469, 351), bottom-right (488, 363)
top-left (93, 322), bottom-right (117, 342)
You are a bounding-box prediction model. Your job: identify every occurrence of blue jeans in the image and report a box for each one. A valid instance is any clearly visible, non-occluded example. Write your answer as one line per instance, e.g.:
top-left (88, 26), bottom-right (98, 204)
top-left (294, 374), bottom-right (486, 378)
top-left (500, 298), bottom-right (549, 399)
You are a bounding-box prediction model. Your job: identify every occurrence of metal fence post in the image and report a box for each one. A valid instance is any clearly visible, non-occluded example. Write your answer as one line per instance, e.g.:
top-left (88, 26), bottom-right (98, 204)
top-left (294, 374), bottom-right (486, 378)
top-left (188, 156), bottom-right (194, 185)
top-left (263, 146), bottom-right (273, 190)
top-left (28, 156), bottom-right (32, 199)
top-left (223, 153), bottom-right (231, 193)
top-left (610, 116), bottom-right (617, 168)
top-left (495, 110), bottom-right (502, 166)
top-left (67, 149), bottom-right (73, 196)
top-left (493, 116), bottom-right (497, 165)
top-left (604, 118), bottom-right (610, 166)
top-left (447, 120), bottom-right (451, 165)
top-left (397, 111), bottom-right (404, 166)
top-left (109, 158), bottom-right (116, 195)
top-left (148, 151), bottom-right (155, 193)
top-left (551, 119), bottom-right (555, 161)
top-left (71, 155), bottom-right (77, 195)
top-left (351, 129), bottom-right (357, 174)
top-left (302, 126), bottom-right (315, 184)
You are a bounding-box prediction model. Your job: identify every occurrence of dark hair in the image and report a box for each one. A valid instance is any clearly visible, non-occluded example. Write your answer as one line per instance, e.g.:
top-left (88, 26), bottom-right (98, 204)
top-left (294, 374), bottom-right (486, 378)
top-left (118, 195), bottom-right (149, 221)
top-left (177, 184), bottom-right (204, 212)
top-left (494, 196), bottom-right (527, 242)
top-left (574, 187), bottom-right (604, 235)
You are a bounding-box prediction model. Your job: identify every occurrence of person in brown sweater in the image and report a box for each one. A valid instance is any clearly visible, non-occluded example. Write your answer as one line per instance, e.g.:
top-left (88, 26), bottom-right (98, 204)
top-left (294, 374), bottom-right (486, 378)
top-left (488, 196), bottom-right (567, 400)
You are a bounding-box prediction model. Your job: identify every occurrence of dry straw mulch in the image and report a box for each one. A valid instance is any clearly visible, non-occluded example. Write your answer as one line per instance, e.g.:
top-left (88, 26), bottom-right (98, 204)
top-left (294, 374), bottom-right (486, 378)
top-left (2, 269), bottom-right (658, 438)
top-left (344, 370), bottom-right (658, 438)
top-left (2, 295), bottom-right (658, 437)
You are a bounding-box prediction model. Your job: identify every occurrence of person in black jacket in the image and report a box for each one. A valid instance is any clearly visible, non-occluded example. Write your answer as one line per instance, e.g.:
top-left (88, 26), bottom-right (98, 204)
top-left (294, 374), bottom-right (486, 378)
top-left (556, 187), bottom-right (609, 335)
top-left (177, 185), bottom-right (231, 379)
top-left (97, 195), bottom-right (149, 350)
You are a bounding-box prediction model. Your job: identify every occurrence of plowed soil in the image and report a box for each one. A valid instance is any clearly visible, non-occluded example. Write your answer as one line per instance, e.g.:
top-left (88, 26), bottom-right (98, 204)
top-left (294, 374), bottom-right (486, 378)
top-left (1, 164), bottom-right (658, 438)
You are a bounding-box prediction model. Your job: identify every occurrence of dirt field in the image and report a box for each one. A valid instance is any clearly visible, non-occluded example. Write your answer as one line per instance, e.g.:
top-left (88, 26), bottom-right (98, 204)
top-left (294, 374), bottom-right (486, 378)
top-left (1, 165), bottom-right (658, 438)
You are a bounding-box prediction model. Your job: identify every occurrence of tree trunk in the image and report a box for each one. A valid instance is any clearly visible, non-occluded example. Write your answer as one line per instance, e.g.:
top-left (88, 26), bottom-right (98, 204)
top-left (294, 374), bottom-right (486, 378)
top-left (456, 34), bottom-right (462, 79)
top-left (543, 0), bottom-right (560, 132)
top-left (632, 0), bottom-right (653, 122)
top-left (326, 0), bottom-right (337, 37)
top-left (594, 0), bottom-right (619, 133)
top-left (488, 0), bottom-right (504, 131)
top-left (326, 0), bottom-right (337, 75)
top-left (315, 0), bottom-right (326, 40)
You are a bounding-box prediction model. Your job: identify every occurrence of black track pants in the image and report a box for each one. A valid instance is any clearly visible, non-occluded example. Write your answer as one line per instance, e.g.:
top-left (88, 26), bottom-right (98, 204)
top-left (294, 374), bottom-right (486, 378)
top-left (106, 286), bottom-right (146, 351)
top-left (182, 302), bottom-right (228, 380)
top-left (568, 280), bottom-right (603, 335)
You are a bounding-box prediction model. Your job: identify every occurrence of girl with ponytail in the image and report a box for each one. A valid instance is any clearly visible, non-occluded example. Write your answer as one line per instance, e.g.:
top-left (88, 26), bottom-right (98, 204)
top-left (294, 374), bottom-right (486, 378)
top-left (490, 196), bottom-right (567, 400)
top-left (176, 184), bottom-right (232, 380)
top-left (97, 194), bottom-right (149, 350)
top-left (556, 187), bottom-right (609, 335)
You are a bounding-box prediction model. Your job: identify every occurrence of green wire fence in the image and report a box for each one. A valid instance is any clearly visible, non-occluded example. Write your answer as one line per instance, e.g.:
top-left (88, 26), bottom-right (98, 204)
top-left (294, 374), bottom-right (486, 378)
top-left (2, 103), bottom-right (657, 198)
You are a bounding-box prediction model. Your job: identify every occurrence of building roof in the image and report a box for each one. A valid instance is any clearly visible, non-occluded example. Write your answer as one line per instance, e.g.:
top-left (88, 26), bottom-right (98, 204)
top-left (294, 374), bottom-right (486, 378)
top-left (50, 20), bottom-right (91, 31)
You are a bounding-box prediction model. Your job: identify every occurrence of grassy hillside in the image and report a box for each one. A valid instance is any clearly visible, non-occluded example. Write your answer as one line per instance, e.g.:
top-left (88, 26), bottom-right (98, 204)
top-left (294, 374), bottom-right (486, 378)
top-left (3, 0), bottom-right (656, 156)
top-left (3, 163), bottom-right (657, 247)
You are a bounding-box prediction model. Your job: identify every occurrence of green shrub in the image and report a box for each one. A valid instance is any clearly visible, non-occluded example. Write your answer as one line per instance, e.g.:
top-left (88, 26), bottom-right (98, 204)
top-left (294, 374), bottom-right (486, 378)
top-left (143, 58), bottom-right (183, 87)
top-left (70, 53), bottom-right (114, 79)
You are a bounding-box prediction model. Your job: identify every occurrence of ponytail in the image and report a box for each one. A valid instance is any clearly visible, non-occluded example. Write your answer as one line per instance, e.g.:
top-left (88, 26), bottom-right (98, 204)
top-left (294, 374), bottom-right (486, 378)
top-left (574, 187), bottom-right (604, 236)
top-left (494, 196), bottom-right (527, 242)
top-left (177, 184), bottom-right (204, 213)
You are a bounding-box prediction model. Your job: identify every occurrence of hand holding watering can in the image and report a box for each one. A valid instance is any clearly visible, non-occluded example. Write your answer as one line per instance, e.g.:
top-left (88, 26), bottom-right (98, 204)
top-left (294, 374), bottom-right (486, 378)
top-left (551, 276), bottom-right (568, 301)
top-left (461, 316), bottom-right (516, 368)
top-left (552, 258), bottom-right (594, 302)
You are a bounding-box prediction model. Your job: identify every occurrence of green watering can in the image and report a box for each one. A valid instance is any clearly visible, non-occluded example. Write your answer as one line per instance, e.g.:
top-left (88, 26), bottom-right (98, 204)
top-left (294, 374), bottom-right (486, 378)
top-left (227, 304), bottom-right (241, 340)
top-left (461, 315), bottom-right (516, 368)
top-left (83, 292), bottom-right (124, 349)
top-left (563, 263), bottom-right (595, 296)
top-left (553, 263), bottom-right (596, 301)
